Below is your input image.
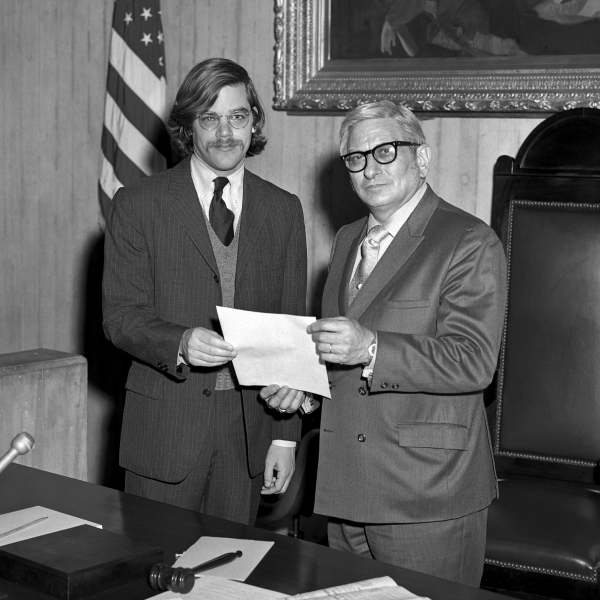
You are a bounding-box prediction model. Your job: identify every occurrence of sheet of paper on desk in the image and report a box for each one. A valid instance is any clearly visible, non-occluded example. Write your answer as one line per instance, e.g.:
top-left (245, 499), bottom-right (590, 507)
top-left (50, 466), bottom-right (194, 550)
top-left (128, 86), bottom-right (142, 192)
top-left (173, 536), bottom-right (274, 581)
top-left (149, 575), bottom-right (286, 599)
top-left (286, 576), bottom-right (431, 599)
top-left (0, 506), bottom-right (101, 547)
top-left (216, 307), bottom-right (330, 398)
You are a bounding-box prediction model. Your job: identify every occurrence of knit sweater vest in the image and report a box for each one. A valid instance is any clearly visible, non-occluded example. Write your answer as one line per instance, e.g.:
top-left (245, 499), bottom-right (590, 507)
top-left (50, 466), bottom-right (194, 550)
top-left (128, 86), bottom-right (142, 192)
top-left (204, 210), bottom-right (241, 390)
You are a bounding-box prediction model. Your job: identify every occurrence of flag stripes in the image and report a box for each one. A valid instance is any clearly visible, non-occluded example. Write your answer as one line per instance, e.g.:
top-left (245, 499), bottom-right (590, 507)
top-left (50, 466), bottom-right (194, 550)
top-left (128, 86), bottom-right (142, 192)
top-left (99, 0), bottom-right (170, 218)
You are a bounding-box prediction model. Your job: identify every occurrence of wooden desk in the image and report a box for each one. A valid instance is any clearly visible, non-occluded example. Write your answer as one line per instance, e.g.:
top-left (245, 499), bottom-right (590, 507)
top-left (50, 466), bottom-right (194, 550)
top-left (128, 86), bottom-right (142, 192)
top-left (0, 465), bottom-right (511, 600)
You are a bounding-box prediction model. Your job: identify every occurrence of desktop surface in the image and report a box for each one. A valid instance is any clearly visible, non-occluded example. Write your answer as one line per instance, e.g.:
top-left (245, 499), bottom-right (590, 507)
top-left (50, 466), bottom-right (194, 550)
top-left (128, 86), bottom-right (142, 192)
top-left (0, 464), bottom-right (511, 600)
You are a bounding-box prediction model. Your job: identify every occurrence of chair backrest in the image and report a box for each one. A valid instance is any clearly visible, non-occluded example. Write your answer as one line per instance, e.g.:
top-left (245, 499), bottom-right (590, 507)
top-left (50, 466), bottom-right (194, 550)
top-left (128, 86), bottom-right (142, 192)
top-left (490, 108), bottom-right (600, 486)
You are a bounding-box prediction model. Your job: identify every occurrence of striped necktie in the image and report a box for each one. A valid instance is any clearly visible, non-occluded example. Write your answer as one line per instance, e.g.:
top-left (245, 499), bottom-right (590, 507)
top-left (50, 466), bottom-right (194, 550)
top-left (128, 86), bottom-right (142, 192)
top-left (348, 224), bottom-right (390, 307)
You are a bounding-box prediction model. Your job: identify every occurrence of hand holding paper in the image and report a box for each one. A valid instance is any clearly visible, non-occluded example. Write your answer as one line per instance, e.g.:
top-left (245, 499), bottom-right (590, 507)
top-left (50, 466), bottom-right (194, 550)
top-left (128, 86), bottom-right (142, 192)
top-left (180, 326), bottom-right (236, 367)
top-left (260, 385), bottom-right (306, 413)
top-left (216, 307), bottom-right (330, 398)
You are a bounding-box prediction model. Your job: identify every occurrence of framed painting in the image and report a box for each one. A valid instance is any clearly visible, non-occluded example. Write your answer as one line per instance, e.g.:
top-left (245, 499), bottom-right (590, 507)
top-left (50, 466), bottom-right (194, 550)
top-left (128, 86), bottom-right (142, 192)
top-left (273, 0), bottom-right (600, 115)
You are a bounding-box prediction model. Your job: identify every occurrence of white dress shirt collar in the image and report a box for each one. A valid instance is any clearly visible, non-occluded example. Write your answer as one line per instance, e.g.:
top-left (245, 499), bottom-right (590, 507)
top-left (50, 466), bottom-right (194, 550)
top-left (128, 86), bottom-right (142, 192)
top-left (190, 153), bottom-right (245, 230)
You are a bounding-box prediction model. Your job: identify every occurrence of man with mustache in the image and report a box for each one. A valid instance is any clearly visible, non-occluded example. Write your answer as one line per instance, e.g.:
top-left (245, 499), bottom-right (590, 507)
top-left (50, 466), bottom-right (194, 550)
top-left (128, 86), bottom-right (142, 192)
top-left (102, 58), bottom-right (307, 524)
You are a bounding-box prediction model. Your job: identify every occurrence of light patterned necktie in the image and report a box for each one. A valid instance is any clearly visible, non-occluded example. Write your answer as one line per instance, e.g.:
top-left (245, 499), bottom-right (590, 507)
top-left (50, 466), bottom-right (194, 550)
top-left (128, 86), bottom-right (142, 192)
top-left (348, 224), bottom-right (390, 307)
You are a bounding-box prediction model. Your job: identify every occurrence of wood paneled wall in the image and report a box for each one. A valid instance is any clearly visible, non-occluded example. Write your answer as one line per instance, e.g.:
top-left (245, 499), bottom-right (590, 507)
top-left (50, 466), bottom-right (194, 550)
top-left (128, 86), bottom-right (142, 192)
top-left (0, 0), bottom-right (544, 484)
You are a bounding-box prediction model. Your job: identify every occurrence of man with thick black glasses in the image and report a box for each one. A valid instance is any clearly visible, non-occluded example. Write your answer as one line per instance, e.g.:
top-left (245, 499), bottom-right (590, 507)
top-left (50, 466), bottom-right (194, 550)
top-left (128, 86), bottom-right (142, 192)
top-left (306, 100), bottom-right (507, 585)
top-left (103, 58), bottom-right (306, 525)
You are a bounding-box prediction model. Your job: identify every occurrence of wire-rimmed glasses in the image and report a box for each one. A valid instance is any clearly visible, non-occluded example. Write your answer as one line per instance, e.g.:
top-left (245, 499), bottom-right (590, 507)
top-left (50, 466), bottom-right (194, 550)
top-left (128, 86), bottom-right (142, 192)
top-left (197, 111), bottom-right (251, 131)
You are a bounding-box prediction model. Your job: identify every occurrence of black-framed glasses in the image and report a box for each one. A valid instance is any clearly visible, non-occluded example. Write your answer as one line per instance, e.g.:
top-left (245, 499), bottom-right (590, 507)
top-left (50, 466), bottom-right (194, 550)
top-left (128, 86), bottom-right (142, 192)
top-left (340, 140), bottom-right (420, 173)
top-left (197, 111), bottom-right (251, 131)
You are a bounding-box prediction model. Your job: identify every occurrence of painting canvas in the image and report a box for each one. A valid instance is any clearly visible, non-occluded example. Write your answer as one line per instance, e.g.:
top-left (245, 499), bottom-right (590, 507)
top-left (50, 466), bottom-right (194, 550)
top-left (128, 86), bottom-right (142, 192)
top-left (274, 0), bottom-right (600, 114)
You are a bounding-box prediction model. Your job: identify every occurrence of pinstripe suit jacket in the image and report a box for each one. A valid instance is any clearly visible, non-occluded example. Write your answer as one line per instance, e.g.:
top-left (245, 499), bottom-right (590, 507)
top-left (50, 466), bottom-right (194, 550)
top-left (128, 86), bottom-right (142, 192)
top-left (314, 186), bottom-right (507, 523)
top-left (102, 156), bottom-right (305, 483)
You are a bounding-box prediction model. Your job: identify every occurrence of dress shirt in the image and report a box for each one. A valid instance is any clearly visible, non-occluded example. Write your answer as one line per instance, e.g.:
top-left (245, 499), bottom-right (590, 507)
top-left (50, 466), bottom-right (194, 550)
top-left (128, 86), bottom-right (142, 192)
top-left (190, 152), bottom-right (244, 228)
top-left (351, 182), bottom-right (427, 278)
top-left (356, 183), bottom-right (427, 381)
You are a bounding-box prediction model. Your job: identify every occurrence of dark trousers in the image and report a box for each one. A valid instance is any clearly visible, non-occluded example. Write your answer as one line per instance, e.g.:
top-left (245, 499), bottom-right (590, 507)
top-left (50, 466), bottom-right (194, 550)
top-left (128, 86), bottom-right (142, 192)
top-left (328, 508), bottom-right (488, 587)
top-left (125, 388), bottom-right (263, 526)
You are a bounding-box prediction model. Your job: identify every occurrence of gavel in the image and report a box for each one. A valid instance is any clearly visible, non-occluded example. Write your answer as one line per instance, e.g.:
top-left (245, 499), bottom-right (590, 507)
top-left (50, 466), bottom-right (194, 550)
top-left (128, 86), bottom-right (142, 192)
top-left (0, 432), bottom-right (35, 475)
top-left (148, 550), bottom-right (243, 594)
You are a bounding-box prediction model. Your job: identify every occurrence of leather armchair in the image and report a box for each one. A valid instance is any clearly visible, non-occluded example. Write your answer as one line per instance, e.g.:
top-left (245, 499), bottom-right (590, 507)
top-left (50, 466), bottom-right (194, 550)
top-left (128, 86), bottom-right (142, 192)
top-left (482, 108), bottom-right (600, 599)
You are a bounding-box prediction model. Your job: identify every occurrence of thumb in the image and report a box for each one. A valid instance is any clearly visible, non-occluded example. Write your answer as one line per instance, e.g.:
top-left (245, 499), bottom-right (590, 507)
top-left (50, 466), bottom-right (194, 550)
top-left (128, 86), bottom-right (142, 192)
top-left (263, 462), bottom-right (274, 488)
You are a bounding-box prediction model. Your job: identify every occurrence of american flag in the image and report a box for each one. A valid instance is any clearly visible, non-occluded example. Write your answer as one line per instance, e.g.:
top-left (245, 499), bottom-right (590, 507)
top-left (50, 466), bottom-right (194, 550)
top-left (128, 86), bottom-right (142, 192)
top-left (99, 0), bottom-right (171, 217)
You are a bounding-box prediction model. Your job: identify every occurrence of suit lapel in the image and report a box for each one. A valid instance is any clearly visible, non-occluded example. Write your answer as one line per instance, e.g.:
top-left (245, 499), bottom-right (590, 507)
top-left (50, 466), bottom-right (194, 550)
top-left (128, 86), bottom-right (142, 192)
top-left (236, 170), bottom-right (269, 279)
top-left (338, 221), bottom-right (367, 314)
top-left (346, 187), bottom-right (440, 321)
top-left (168, 156), bottom-right (218, 274)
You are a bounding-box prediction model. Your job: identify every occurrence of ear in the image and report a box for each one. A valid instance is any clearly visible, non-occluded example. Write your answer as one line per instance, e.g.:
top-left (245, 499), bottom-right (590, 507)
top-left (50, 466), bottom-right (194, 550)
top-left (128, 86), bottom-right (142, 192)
top-left (252, 127), bottom-right (257, 133)
top-left (416, 143), bottom-right (431, 178)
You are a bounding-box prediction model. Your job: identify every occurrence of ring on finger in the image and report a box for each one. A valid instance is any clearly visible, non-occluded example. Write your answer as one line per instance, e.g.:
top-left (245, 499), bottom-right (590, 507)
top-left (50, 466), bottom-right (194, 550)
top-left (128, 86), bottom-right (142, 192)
top-left (329, 343), bottom-right (332, 353)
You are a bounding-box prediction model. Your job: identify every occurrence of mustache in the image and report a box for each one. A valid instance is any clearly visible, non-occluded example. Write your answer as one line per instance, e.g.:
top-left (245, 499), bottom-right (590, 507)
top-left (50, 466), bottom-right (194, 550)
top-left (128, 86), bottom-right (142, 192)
top-left (207, 140), bottom-right (244, 149)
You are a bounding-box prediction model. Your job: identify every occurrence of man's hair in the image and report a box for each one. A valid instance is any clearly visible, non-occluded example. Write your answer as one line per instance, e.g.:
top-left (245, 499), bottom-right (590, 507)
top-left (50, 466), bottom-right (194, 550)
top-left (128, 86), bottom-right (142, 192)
top-left (166, 58), bottom-right (267, 157)
top-left (339, 101), bottom-right (426, 155)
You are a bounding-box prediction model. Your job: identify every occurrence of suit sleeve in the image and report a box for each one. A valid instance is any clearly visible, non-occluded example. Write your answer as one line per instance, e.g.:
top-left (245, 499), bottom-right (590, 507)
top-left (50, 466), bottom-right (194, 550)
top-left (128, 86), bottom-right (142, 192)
top-left (273, 195), bottom-right (307, 440)
top-left (102, 188), bottom-right (189, 379)
top-left (371, 222), bottom-right (507, 394)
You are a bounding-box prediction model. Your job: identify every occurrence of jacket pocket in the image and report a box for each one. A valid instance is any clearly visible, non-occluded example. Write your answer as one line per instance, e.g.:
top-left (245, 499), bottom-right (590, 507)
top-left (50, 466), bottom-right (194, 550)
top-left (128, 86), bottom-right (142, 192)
top-left (125, 363), bottom-right (166, 400)
top-left (398, 422), bottom-right (468, 450)
top-left (384, 299), bottom-right (430, 309)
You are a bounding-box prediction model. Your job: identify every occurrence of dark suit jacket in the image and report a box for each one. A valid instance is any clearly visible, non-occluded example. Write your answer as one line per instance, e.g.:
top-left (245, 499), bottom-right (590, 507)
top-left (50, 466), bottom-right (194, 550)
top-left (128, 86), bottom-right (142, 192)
top-left (102, 156), bottom-right (305, 483)
top-left (314, 186), bottom-right (507, 523)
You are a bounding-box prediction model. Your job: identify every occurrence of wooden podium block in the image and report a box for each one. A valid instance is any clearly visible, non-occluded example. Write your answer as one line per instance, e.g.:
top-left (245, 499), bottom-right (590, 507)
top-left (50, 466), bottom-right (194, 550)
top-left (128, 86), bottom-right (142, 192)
top-left (0, 349), bottom-right (87, 480)
top-left (0, 525), bottom-right (163, 599)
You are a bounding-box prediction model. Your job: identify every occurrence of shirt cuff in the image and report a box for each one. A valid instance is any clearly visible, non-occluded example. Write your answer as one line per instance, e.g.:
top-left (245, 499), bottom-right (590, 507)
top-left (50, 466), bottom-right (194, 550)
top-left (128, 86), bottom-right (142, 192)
top-left (272, 440), bottom-right (297, 448)
top-left (177, 332), bottom-right (189, 366)
top-left (361, 333), bottom-right (378, 386)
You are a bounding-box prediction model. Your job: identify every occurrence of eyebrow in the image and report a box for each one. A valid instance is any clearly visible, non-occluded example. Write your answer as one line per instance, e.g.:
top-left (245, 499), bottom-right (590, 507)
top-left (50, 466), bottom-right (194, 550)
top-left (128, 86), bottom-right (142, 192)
top-left (203, 107), bottom-right (250, 115)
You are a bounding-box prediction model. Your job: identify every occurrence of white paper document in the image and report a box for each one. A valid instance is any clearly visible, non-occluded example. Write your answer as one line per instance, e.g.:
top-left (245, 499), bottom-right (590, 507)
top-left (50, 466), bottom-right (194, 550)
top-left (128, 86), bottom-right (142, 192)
top-left (173, 536), bottom-right (274, 581)
top-left (286, 577), bottom-right (430, 600)
top-left (216, 307), bottom-right (330, 398)
top-left (0, 506), bottom-right (101, 547)
top-left (148, 575), bottom-right (286, 600)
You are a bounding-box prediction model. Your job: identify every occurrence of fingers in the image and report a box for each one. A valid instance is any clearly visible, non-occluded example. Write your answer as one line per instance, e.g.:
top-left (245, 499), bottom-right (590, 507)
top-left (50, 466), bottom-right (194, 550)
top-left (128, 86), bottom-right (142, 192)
top-left (183, 327), bottom-right (236, 367)
top-left (261, 446), bottom-right (295, 495)
top-left (307, 316), bottom-right (347, 332)
top-left (262, 386), bottom-right (305, 414)
top-left (308, 319), bottom-right (374, 365)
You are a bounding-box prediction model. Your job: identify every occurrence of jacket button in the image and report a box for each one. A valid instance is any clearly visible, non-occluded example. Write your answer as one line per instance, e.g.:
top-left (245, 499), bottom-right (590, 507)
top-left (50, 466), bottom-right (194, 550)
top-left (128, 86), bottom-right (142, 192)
top-left (203, 389), bottom-right (211, 397)
top-left (392, 384), bottom-right (399, 389)
top-left (214, 275), bottom-right (220, 283)
top-left (329, 382), bottom-right (333, 389)
top-left (358, 434), bottom-right (366, 442)
top-left (358, 387), bottom-right (366, 395)
top-left (380, 382), bottom-right (388, 389)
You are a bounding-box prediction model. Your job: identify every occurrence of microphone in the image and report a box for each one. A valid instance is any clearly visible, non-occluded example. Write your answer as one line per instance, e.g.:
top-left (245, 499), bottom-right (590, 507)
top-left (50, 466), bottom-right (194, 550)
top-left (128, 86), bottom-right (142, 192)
top-left (0, 432), bottom-right (35, 475)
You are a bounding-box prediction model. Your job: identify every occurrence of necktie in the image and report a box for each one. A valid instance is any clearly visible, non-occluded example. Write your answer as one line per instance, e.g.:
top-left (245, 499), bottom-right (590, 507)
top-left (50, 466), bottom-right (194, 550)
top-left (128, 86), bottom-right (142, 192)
top-left (348, 224), bottom-right (390, 306)
top-left (209, 177), bottom-right (234, 246)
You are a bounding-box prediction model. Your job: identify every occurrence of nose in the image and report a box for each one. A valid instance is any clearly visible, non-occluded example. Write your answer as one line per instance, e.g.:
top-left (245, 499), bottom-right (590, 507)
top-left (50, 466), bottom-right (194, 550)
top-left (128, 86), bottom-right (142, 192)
top-left (216, 116), bottom-right (233, 137)
top-left (362, 153), bottom-right (382, 179)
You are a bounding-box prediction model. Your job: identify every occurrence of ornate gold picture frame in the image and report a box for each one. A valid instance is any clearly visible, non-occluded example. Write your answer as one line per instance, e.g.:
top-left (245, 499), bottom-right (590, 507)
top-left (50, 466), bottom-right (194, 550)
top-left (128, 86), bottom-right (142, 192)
top-left (273, 0), bottom-right (600, 115)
